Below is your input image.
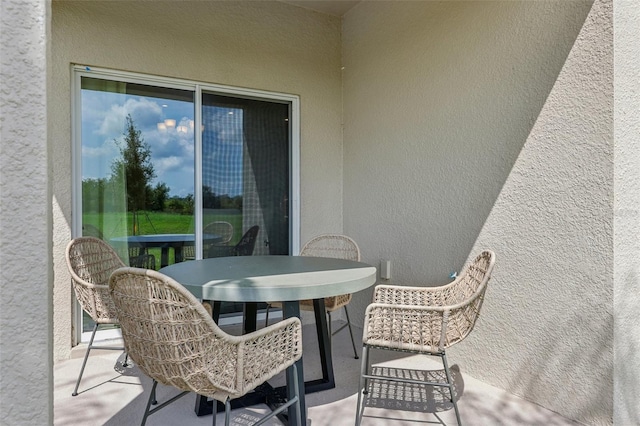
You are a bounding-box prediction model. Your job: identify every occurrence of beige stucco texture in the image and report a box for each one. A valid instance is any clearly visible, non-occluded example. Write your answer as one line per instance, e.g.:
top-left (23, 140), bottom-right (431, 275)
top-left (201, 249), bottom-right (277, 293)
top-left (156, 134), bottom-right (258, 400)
top-left (1, 1), bottom-right (52, 424)
top-left (342, 1), bottom-right (613, 425)
top-left (613, 1), bottom-right (640, 425)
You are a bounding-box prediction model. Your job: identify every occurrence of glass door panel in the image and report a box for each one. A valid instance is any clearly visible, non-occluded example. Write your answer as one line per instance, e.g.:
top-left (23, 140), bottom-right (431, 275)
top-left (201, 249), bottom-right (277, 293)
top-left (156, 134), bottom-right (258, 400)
top-left (79, 76), bottom-right (195, 332)
top-left (201, 93), bottom-right (290, 259)
top-left (75, 68), bottom-right (299, 334)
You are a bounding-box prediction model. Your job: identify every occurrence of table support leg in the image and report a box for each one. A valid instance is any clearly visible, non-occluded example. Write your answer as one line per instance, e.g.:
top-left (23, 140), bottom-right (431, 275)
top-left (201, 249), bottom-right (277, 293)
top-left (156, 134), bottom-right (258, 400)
top-left (160, 247), bottom-right (170, 268)
top-left (211, 301), bottom-right (221, 323)
top-left (174, 246), bottom-right (183, 264)
top-left (312, 298), bottom-right (335, 389)
top-left (243, 302), bottom-right (258, 334)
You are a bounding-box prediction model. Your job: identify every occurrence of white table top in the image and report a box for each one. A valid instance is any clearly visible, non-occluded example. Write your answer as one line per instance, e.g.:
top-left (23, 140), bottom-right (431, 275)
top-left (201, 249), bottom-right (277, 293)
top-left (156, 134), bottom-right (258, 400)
top-left (159, 255), bottom-right (377, 302)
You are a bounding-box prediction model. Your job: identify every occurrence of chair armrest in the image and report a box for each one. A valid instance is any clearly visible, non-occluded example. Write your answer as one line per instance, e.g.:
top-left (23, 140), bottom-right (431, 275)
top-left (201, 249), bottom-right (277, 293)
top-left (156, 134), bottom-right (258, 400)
top-left (236, 317), bottom-right (302, 394)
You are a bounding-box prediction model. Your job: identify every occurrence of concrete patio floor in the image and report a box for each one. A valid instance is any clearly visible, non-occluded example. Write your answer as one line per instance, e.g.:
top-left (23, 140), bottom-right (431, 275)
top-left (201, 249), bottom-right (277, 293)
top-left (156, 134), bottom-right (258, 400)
top-left (54, 320), bottom-right (581, 426)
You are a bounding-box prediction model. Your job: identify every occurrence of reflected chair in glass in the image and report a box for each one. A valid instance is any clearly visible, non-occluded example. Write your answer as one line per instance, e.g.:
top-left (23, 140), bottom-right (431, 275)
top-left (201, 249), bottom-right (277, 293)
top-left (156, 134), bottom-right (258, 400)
top-left (80, 224), bottom-right (155, 269)
top-left (183, 220), bottom-right (235, 261)
top-left (65, 236), bottom-right (129, 396)
top-left (127, 246), bottom-right (156, 269)
top-left (81, 223), bottom-right (103, 239)
top-left (206, 220), bottom-right (234, 245)
top-left (355, 250), bottom-right (496, 426)
top-left (266, 234), bottom-right (361, 359)
top-left (109, 267), bottom-right (303, 426)
top-left (207, 225), bottom-right (259, 258)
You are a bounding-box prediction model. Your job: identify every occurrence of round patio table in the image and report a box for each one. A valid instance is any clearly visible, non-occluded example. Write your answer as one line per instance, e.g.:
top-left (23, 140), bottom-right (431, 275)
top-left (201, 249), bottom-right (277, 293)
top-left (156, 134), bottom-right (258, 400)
top-left (111, 233), bottom-right (220, 267)
top-left (159, 255), bottom-right (377, 426)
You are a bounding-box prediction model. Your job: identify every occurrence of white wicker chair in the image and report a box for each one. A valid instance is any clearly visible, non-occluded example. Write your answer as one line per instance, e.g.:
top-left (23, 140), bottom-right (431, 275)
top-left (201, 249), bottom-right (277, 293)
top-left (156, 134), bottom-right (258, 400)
top-left (109, 267), bottom-right (303, 426)
top-left (266, 234), bottom-right (361, 358)
top-left (355, 250), bottom-right (496, 426)
top-left (65, 236), bottom-right (128, 396)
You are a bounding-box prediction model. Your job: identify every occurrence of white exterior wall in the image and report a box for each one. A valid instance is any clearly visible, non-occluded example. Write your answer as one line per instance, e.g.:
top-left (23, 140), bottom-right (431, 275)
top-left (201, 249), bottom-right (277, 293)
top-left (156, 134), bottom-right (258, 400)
top-left (0, 0), bottom-right (52, 424)
top-left (613, 1), bottom-right (640, 424)
top-left (51, 1), bottom-right (343, 360)
top-left (343, 1), bottom-right (614, 424)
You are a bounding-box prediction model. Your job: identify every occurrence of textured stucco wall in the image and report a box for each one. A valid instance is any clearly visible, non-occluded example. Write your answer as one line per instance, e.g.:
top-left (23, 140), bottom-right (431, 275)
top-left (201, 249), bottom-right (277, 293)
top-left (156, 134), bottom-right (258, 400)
top-left (2, 0), bottom-right (636, 423)
top-left (467, 1), bottom-right (613, 423)
top-left (0, 0), bottom-right (52, 424)
top-left (613, 1), bottom-right (640, 424)
top-left (343, 1), bottom-right (612, 424)
top-left (51, 1), bottom-right (343, 360)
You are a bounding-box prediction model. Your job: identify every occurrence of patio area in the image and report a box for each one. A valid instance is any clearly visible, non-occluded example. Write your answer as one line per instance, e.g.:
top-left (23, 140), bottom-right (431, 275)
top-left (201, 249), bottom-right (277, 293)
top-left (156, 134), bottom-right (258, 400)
top-left (54, 320), bottom-right (579, 426)
top-left (5, 1), bottom-right (634, 425)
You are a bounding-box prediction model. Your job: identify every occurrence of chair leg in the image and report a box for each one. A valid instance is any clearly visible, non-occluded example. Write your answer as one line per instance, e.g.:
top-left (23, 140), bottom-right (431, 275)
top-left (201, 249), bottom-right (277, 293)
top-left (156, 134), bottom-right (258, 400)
top-left (343, 306), bottom-right (359, 359)
top-left (253, 363), bottom-right (301, 426)
top-left (292, 363), bottom-right (302, 426)
top-left (224, 397), bottom-right (231, 426)
top-left (441, 351), bottom-right (462, 426)
top-left (72, 323), bottom-right (99, 396)
top-left (141, 380), bottom-right (159, 426)
top-left (151, 383), bottom-right (157, 405)
top-left (212, 402), bottom-right (216, 426)
top-left (264, 304), bottom-right (270, 326)
top-left (355, 345), bottom-right (370, 426)
top-left (141, 380), bottom-right (188, 425)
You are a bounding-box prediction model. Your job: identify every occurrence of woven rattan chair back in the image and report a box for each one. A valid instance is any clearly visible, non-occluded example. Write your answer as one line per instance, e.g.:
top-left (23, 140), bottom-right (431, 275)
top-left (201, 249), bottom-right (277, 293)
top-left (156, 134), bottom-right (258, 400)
top-left (110, 268), bottom-right (239, 395)
top-left (299, 234), bottom-right (360, 308)
top-left (265, 234), bottom-right (362, 356)
top-left (109, 267), bottom-right (303, 425)
top-left (298, 234), bottom-right (361, 358)
top-left (300, 234), bottom-right (360, 308)
top-left (207, 225), bottom-right (260, 258)
top-left (81, 223), bottom-right (104, 239)
top-left (300, 233), bottom-right (361, 261)
top-left (233, 225), bottom-right (259, 256)
top-left (356, 250), bottom-right (496, 426)
top-left (66, 236), bottom-right (126, 323)
top-left (65, 236), bottom-right (128, 396)
top-left (184, 221), bottom-right (236, 261)
top-left (205, 220), bottom-right (234, 245)
top-left (127, 247), bottom-right (156, 269)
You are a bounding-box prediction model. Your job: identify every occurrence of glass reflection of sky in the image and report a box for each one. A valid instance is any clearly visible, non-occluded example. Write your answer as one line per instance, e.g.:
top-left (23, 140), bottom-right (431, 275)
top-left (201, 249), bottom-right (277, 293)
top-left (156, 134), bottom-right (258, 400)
top-left (81, 90), bottom-right (244, 197)
top-left (202, 106), bottom-right (243, 197)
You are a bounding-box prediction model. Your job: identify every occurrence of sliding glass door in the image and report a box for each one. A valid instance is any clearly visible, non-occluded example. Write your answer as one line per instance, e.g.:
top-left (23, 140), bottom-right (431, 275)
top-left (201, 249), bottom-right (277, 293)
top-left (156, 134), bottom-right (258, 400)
top-left (73, 66), bottom-right (299, 338)
top-left (201, 93), bottom-right (290, 259)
